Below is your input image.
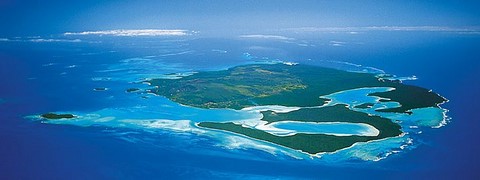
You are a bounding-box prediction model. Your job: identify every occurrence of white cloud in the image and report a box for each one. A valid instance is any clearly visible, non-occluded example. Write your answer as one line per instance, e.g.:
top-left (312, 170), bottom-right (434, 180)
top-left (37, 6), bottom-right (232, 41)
top-left (0, 38), bottom-right (82, 43)
top-left (64, 29), bottom-right (190, 36)
top-left (284, 26), bottom-right (480, 34)
top-left (29, 39), bottom-right (82, 43)
top-left (239, 34), bottom-right (295, 41)
top-left (329, 41), bottom-right (347, 47)
top-left (329, 40), bottom-right (346, 44)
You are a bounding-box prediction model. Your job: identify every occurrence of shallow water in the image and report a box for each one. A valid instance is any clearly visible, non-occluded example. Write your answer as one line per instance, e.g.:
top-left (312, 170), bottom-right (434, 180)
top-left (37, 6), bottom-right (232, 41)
top-left (270, 121), bottom-right (379, 136)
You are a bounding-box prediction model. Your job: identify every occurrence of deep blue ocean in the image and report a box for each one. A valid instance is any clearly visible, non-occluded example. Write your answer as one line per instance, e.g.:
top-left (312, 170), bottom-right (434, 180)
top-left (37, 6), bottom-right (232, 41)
top-left (1, 31), bottom-right (479, 179)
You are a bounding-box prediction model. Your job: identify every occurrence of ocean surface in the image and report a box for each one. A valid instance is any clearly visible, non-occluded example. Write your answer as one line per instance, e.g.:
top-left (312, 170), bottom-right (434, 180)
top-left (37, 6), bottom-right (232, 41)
top-left (1, 31), bottom-right (479, 179)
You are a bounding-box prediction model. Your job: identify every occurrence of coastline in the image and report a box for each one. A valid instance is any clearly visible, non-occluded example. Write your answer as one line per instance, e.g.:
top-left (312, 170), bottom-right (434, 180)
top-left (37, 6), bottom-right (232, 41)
top-left (30, 55), bottom-right (449, 162)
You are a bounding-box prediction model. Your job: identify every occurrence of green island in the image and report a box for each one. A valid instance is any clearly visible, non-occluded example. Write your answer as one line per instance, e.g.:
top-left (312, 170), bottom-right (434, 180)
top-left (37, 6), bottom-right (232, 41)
top-left (147, 63), bottom-right (447, 154)
top-left (126, 88), bottom-right (141, 93)
top-left (41, 113), bottom-right (75, 119)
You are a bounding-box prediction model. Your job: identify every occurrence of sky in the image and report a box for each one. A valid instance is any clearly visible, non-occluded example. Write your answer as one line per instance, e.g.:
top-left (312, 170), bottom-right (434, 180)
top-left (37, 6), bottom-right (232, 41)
top-left (0, 0), bottom-right (480, 36)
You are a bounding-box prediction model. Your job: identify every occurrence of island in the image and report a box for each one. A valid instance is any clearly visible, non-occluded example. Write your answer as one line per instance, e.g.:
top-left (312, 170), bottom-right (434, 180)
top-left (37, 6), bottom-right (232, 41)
top-left (143, 63), bottom-right (446, 154)
top-left (126, 88), bottom-right (141, 93)
top-left (148, 64), bottom-right (445, 112)
top-left (93, 87), bottom-right (108, 91)
top-left (41, 113), bottom-right (75, 119)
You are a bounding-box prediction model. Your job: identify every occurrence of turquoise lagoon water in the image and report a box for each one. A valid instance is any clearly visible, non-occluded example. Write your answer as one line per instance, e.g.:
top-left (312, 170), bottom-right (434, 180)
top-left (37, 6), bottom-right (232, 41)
top-left (321, 87), bottom-right (448, 130)
top-left (270, 121), bottom-right (378, 136)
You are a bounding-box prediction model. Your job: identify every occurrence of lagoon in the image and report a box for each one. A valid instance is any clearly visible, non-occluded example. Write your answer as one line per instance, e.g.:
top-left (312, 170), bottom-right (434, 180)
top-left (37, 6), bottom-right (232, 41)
top-left (268, 121), bottom-right (379, 136)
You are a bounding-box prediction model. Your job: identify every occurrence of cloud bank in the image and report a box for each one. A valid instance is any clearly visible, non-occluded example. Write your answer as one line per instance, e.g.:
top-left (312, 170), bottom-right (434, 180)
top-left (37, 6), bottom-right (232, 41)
top-left (284, 26), bottom-right (480, 34)
top-left (0, 38), bottom-right (82, 43)
top-left (239, 35), bottom-right (295, 41)
top-left (64, 29), bottom-right (190, 36)
top-left (29, 39), bottom-right (82, 42)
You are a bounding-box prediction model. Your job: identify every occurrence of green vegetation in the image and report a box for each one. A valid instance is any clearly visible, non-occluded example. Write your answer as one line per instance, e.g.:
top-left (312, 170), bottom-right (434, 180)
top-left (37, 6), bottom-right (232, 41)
top-left (149, 64), bottom-right (307, 109)
top-left (41, 113), bottom-right (75, 119)
top-left (148, 64), bottom-right (446, 113)
top-left (126, 88), bottom-right (141, 93)
top-left (370, 85), bottom-right (446, 113)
